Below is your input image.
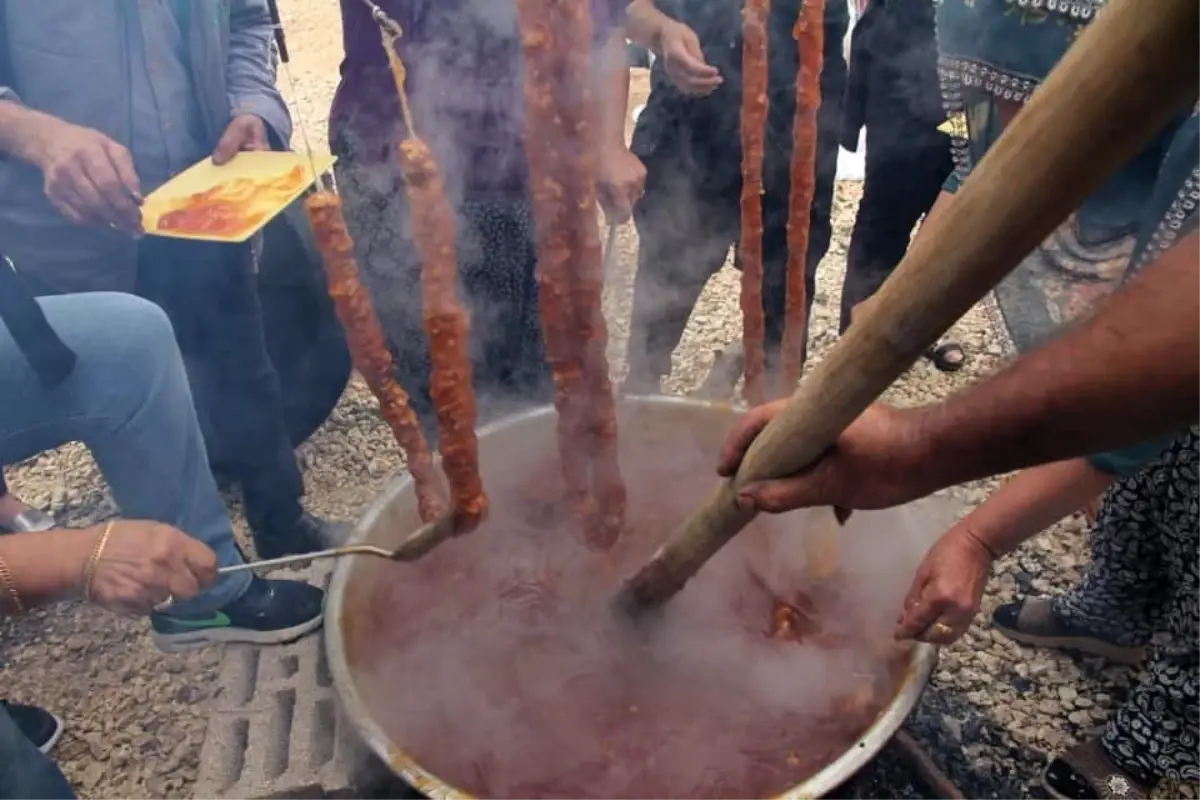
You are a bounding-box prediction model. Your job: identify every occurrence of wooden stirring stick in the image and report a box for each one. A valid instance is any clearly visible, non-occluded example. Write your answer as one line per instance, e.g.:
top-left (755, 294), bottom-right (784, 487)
top-left (614, 0), bottom-right (1200, 614)
top-left (804, 505), bottom-right (850, 580)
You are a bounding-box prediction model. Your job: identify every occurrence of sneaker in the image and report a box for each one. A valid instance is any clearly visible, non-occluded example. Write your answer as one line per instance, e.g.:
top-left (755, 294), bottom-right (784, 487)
top-left (150, 577), bottom-right (324, 653)
top-left (0, 507), bottom-right (55, 534)
top-left (252, 512), bottom-right (348, 560)
top-left (2, 701), bottom-right (64, 754)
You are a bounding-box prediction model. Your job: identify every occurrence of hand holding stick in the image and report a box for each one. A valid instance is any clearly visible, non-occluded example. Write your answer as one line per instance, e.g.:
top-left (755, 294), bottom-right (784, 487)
top-left (614, 0), bottom-right (1200, 614)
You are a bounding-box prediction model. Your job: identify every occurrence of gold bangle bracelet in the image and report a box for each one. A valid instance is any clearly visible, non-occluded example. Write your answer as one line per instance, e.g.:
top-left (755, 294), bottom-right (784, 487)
top-left (0, 554), bottom-right (24, 614)
top-left (82, 519), bottom-right (117, 602)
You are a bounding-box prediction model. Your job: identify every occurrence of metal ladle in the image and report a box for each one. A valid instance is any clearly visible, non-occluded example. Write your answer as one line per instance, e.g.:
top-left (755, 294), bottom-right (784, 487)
top-left (218, 514), bottom-right (456, 575)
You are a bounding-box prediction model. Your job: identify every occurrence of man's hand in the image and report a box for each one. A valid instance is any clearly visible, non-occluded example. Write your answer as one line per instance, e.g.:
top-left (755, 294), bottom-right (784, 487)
top-left (597, 147), bottom-right (647, 223)
top-left (213, 114), bottom-right (269, 166)
top-left (893, 525), bottom-right (994, 645)
top-left (716, 402), bottom-right (934, 512)
top-left (36, 121), bottom-right (143, 233)
top-left (658, 20), bottom-right (722, 97)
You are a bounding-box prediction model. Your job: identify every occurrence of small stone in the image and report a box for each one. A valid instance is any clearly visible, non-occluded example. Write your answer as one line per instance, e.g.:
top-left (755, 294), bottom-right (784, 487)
top-left (80, 762), bottom-right (105, 790)
top-left (1068, 710), bottom-right (1090, 725)
top-left (1073, 697), bottom-right (1093, 709)
top-left (1058, 686), bottom-right (1078, 703)
top-left (1039, 699), bottom-right (1061, 715)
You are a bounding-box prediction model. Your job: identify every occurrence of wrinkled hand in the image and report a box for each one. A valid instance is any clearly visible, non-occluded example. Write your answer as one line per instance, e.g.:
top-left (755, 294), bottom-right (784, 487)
top-left (36, 120), bottom-right (143, 233)
top-left (82, 520), bottom-right (218, 617)
top-left (894, 526), bottom-right (994, 645)
top-left (213, 114), bottom-right (269, 166)
top-left (659, 20), bottom-right (722, 96)
top-left (716, 402), bottom-right (934, 513)
top-left (597, 148), bottom-right (647, 223)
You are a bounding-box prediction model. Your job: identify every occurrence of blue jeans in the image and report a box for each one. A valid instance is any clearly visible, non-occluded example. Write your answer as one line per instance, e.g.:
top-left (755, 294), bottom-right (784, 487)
top-left (0, 292), bottom-right (252, 614)
top-left (0, 704), bottom-right (73, 799)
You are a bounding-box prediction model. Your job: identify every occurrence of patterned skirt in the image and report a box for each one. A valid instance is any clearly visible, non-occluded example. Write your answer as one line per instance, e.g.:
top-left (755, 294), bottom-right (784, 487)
top-left (1053, 429), bottom-right (1199, 784)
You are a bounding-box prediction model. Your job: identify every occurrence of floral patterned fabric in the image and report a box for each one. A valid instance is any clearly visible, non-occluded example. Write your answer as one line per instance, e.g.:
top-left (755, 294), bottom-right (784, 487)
top-left (935, 0), bottom-right (1195, 354)
top-left (937, 1), bottom-right (1200, 787)
top-left (1054, 429), bottom-right (1199, 786)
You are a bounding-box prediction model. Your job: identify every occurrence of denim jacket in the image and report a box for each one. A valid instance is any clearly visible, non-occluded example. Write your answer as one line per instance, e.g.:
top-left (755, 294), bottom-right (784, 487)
top-left (0, 0), bottom-right (291, 294)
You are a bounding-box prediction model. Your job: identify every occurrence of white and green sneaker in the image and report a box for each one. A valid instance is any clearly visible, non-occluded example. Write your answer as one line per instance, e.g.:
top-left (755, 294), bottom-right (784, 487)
top-left (151, 577), bottom-right (324, 653)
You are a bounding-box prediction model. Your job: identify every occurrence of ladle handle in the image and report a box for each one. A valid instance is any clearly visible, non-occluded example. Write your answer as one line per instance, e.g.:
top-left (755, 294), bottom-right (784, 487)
top-left (216, 545), bottom-right (395, 575)
top-left (616, 0), bottom-right (1200, 613)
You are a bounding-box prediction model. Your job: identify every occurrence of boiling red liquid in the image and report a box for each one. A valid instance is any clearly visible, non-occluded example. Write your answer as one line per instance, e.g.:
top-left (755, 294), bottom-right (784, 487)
top-left (344, 422), bottom-right (909, 798)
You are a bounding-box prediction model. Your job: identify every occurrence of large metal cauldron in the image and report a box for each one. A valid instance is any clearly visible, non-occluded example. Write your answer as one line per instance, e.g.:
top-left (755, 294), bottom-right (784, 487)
top-left (326, 396), bottom-right (939, 798)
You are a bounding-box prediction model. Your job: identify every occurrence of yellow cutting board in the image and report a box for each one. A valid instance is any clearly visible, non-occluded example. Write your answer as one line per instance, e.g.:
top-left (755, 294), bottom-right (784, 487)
top-left (141, 150), bottom-right (336, 243)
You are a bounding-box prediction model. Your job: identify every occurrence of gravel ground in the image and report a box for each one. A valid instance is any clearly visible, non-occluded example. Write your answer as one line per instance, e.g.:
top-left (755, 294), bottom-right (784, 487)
top-left (0, 4), bottom-right (1192, 799)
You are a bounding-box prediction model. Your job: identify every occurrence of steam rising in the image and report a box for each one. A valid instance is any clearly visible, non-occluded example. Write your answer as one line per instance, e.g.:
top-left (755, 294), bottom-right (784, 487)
top-left (346, 411), bottom-right (954, 798)
top-left (331, 3), bottom-right (959, 793)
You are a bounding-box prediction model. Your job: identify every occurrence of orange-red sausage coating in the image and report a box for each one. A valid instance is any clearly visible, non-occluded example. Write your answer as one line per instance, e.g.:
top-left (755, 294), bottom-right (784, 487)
top-left (739, 0), bottom-right (771, 407)
top-left (515, 0), bottom-right (627, 549)
top-left (305, 191), bottom-right (447, 522)
top-left (514, 2), bottom-right (595, 528)
top-left (781, 0), bottom-right (826, 391)
top-left (553, 0), bottom-right (626, 550)
top-left (397, 139), bottom-right (488, 534)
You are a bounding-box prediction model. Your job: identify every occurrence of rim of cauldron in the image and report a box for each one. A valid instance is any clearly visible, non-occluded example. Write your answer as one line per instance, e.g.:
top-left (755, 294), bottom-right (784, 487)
top-left (325, 395), bottom-right (940, 800)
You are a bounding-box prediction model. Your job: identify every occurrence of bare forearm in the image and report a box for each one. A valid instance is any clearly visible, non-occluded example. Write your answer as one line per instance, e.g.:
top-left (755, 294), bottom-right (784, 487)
top-left (0, 100), bottom-right (58, 167)
top-left (596, 29), bottom-right (632, 153)
top-left (0, 528), bottom-right (92, 613)
top-left (912, 232), bottom-right (1199, 486)
top-left (959, 459), bottom-right (1114, 557)
top-left (916, 190), bottom-right (955, 236)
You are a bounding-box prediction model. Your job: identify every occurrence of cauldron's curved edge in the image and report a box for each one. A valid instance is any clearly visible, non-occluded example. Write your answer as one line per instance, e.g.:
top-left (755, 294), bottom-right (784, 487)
top-left (324, 395), bottom-right (939, 800)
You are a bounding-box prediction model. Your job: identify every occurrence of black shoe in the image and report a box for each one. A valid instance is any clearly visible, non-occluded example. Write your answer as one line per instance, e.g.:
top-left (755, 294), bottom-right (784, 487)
top-left (150, 576), bottom-right (325, 653)
top-left (252, 512), bottom-right (348, 560)
top-left (2, 701), bottom-right (64, 754)
top-left (992, 598), bottom-right (1145, 665)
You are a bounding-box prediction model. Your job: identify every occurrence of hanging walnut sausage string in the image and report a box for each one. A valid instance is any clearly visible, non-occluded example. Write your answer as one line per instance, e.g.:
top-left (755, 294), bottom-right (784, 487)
top-left (380, 25), bottom-right (489, 535)
top-left (515, 0), bottom-right (629, 548)
top-left (304, 192), bottom-right (447, 523)
top-left (780, 0), bottom-right (826, 391)
top-left (739, 0), bottom-right (771, 407)
top-left (551, 0), bottom-right (626, 550)
top-left (515, 2), bottom-right (593, 528)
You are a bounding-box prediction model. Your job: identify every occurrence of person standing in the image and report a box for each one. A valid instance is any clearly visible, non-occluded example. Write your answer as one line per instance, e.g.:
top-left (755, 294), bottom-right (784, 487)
top-left (330, 0), bottom-right (645, 436)
top-left (624, 0), bottom-right (850, 393)
top-left (0, 290), bottom-right (328, 799)
top-left (720, 105), bottom-right (1200, 796)
top-left (839, 0), bottom-right (962, 370)
top-left (0, 1), bottom-right (340, 559)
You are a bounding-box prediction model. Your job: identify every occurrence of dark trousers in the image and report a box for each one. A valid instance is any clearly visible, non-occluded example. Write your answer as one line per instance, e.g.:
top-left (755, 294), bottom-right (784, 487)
top-left (0, 704), bottom-right (75, 799)
top-left (134, 238), bottom-right (304, 533)
top-left (840, 130), bottom-right (952, 332)
top-left (628, 76), bottom-right (844, 386)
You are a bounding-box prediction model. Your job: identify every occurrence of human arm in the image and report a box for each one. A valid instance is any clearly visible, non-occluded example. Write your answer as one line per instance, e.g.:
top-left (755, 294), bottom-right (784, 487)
top-left (949, 459), bottom-right (1116, 559)
top-left (626, 0), bottom-right (722, 96)
top-left (0, 101), bottom-right (143, 231)
top-left (594, 25), bottom-right (646, 222)
top-left (718, 231), bottom-right (1200, 512)
top-left (893, 458), bottom-right (1116, 643)
top-left (217, 0), bottom-right (293, 163)
top-left (912, 230), bottom-right (1198, 487)
top-left (0, 520), bottom-right (218, 617)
